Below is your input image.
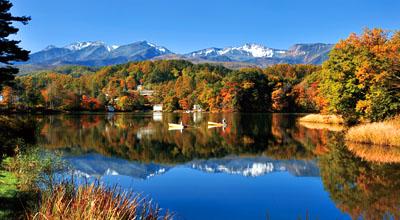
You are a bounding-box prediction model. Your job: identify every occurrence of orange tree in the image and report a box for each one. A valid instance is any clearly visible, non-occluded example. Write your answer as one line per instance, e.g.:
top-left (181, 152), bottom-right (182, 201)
top-left (317, 28), bottom-right (400, 122)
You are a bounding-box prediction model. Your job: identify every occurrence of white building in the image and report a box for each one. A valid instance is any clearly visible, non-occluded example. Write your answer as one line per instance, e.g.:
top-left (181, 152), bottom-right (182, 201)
top-left (140, 90), bottom-right (154, 96)
top-left (193, 105), bottom-right (202, 112)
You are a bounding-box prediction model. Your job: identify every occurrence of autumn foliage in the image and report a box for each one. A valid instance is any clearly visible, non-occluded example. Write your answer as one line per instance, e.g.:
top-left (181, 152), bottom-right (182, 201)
top-left (316, 28), bottom-right (400, 122)
top-left (6, 61), bottom-right (320, 113)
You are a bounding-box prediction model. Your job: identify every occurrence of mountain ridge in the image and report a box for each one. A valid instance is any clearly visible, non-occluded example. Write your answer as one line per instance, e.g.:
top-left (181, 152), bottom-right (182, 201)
top-left (20, 41), bottom-right (334, 72)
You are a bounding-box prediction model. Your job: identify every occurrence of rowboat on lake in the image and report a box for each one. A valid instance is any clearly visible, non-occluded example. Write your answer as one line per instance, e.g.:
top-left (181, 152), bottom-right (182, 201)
top-left (168, 123), bottom-right (186, 129)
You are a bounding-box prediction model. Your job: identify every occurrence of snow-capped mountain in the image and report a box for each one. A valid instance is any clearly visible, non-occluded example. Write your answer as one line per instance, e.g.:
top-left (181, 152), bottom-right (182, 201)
top-left (25, 40), bottom-right (172, 66)
top-left (20, 41), bottom-right (334, 72)
top-left (185, 43), bottom-right (287, 62)
top-left (64, 41), bottom-right (119, 52)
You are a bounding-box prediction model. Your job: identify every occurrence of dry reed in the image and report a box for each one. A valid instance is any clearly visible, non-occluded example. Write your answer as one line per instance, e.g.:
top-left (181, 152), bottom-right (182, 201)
top-left (345, 117), bottom-right (400, 147)
top-left (298, 114), bottom-right (345, 124)
top-left (30, 180), bottom-right (173, 220)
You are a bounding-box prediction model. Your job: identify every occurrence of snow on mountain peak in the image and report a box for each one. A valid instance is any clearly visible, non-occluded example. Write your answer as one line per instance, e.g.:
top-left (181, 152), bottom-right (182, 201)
top-left (187, 43), bottom-right (286, 58)
top-left (145, 41), bottom-right (168, 54)
top-left (220, 43), bottom-right (275, 58)
top-left (43, 45), bottom-right (56, 51)
top-left (64, 41), bottom-right (97, 50)
top-left (64, 41), bottom-right (119, 52)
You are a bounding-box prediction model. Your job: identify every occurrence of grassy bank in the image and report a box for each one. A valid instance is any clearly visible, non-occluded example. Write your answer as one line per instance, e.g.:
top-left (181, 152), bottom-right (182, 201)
top-left (0, 150), bottom-right (62, 219)
top-left (298, 114), bottom-right (345, 124)
top-left (0, 170), bottom-right (29, 219)
top-left (345, 117), bottom-right (400, 147)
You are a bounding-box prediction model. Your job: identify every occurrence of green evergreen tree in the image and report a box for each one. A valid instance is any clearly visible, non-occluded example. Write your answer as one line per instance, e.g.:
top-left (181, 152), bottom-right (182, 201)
top-left (0, 0), bottom-right (30, 90)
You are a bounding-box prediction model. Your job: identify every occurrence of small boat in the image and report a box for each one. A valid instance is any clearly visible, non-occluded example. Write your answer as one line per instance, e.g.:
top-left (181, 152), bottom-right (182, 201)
top-left (207, 121), bottom-right (227, 126)
top-left (168, 123), bottom-right (186, 129)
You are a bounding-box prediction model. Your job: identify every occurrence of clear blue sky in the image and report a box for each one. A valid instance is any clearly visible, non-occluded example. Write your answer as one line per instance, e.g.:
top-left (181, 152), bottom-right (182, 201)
top-left (10, 0), bottom-right (400, 54)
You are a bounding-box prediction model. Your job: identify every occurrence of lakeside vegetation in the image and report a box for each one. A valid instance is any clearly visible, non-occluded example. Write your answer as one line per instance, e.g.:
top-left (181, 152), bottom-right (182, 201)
top-left (345, 116), bottom-right (400, 146)
top-left (32, 180), bottom-right (172, 220)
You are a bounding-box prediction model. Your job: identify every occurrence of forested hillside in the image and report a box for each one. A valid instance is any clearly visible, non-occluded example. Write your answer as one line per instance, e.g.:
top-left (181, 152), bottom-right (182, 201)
top-left (3, 60), bottom-right (320, 113)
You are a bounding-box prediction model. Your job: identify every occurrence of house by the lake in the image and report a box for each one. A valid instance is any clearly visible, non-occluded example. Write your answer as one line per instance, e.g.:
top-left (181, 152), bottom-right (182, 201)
top-left (193, 104), bottom-right (202, 112)
top-left (153, 104), bottom-right (163, 112)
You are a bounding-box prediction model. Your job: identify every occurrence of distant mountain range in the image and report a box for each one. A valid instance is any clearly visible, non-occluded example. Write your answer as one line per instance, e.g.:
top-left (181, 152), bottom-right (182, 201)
top-left (20, 40), bottom-right (334, 71)
top-left (64, 154), bottom-right (320, 180)
top-left (25, 41), bottom-right (171, 67)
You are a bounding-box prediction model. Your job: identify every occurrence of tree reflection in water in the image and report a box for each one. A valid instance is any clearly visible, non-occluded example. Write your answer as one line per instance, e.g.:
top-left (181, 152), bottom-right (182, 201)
top-left (320, 136), bottom-right (400, 220)
top-left (34, 113), bottom-right (400, 219)
top-left (37, 113), bottom-right (333, 163)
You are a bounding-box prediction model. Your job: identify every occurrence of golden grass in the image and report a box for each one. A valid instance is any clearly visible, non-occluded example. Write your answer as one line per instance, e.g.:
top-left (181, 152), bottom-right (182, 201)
top-left (30, 180), bottom-right (173, 220)
top-left (298, 121), bottom-right (346, 132)
top-left (346, 143), bottom-right (400, 163)
top-left (345, 117), bottom-right (400, 147)
top-left (298, 114), bottom-right (345, 124)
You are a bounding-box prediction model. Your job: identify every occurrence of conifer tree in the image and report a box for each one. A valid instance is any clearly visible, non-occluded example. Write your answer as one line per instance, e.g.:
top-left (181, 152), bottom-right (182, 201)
top-left (0, 0), bottom-right (30, 90)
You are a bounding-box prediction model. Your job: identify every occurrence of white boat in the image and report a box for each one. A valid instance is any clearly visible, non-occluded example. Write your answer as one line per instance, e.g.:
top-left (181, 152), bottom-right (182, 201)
top-left (168, 123), bottom-right (186, 129)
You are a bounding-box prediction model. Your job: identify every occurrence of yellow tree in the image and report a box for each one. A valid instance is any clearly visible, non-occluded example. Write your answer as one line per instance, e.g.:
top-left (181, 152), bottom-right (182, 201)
top-left (317, 28), bottom-right (400, 122)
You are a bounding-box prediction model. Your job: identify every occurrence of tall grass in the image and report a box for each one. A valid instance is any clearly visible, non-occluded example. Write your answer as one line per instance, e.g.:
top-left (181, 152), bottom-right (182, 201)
top-left (345, 117), bottom-right (400, 147)
top-left (298, 114), bottom-right (344, 124)
top-left (30, 179), bottom-right (173, 220)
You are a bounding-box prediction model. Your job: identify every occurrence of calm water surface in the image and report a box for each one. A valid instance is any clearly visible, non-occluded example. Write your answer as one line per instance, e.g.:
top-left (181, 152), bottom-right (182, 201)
top-left (36, 113), bottom-right (400, 220)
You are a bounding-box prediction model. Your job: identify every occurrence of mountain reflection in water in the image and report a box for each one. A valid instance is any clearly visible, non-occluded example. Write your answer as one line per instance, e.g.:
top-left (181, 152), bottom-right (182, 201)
top-left (32, 113), bottom-right (399, 220)
top-left (64, 154), bottom-right (320, 180)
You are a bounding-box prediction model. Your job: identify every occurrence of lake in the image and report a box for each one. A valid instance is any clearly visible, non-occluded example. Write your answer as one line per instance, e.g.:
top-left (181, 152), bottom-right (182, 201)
top-left (36, 113), bottom-right (400, 220)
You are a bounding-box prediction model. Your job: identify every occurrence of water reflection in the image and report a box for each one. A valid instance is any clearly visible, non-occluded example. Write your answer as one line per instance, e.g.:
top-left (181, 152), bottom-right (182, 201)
top-left (193, 112), bottom-right (202, 123)
top-left (65, 154), bottom-right (172, 179)
top-left (32, 113), bottom-right (400, 219)
top-left (320, 138), bottom-right (400, 220)
top-left (153, 112), bottom-right (163, 121)
top-left (65, 153), bottom-right (320, 180)
top-left (346, 142), bottom-right (400, 163)
top-left (38, 113), bottom-right (334, 164)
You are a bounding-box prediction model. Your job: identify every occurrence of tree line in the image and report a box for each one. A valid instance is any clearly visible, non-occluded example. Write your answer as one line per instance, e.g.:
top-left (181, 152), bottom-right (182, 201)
top-left (1, 61), bottom-right (320, 113)
top-left (1, 28), bottom-right (399, 122)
